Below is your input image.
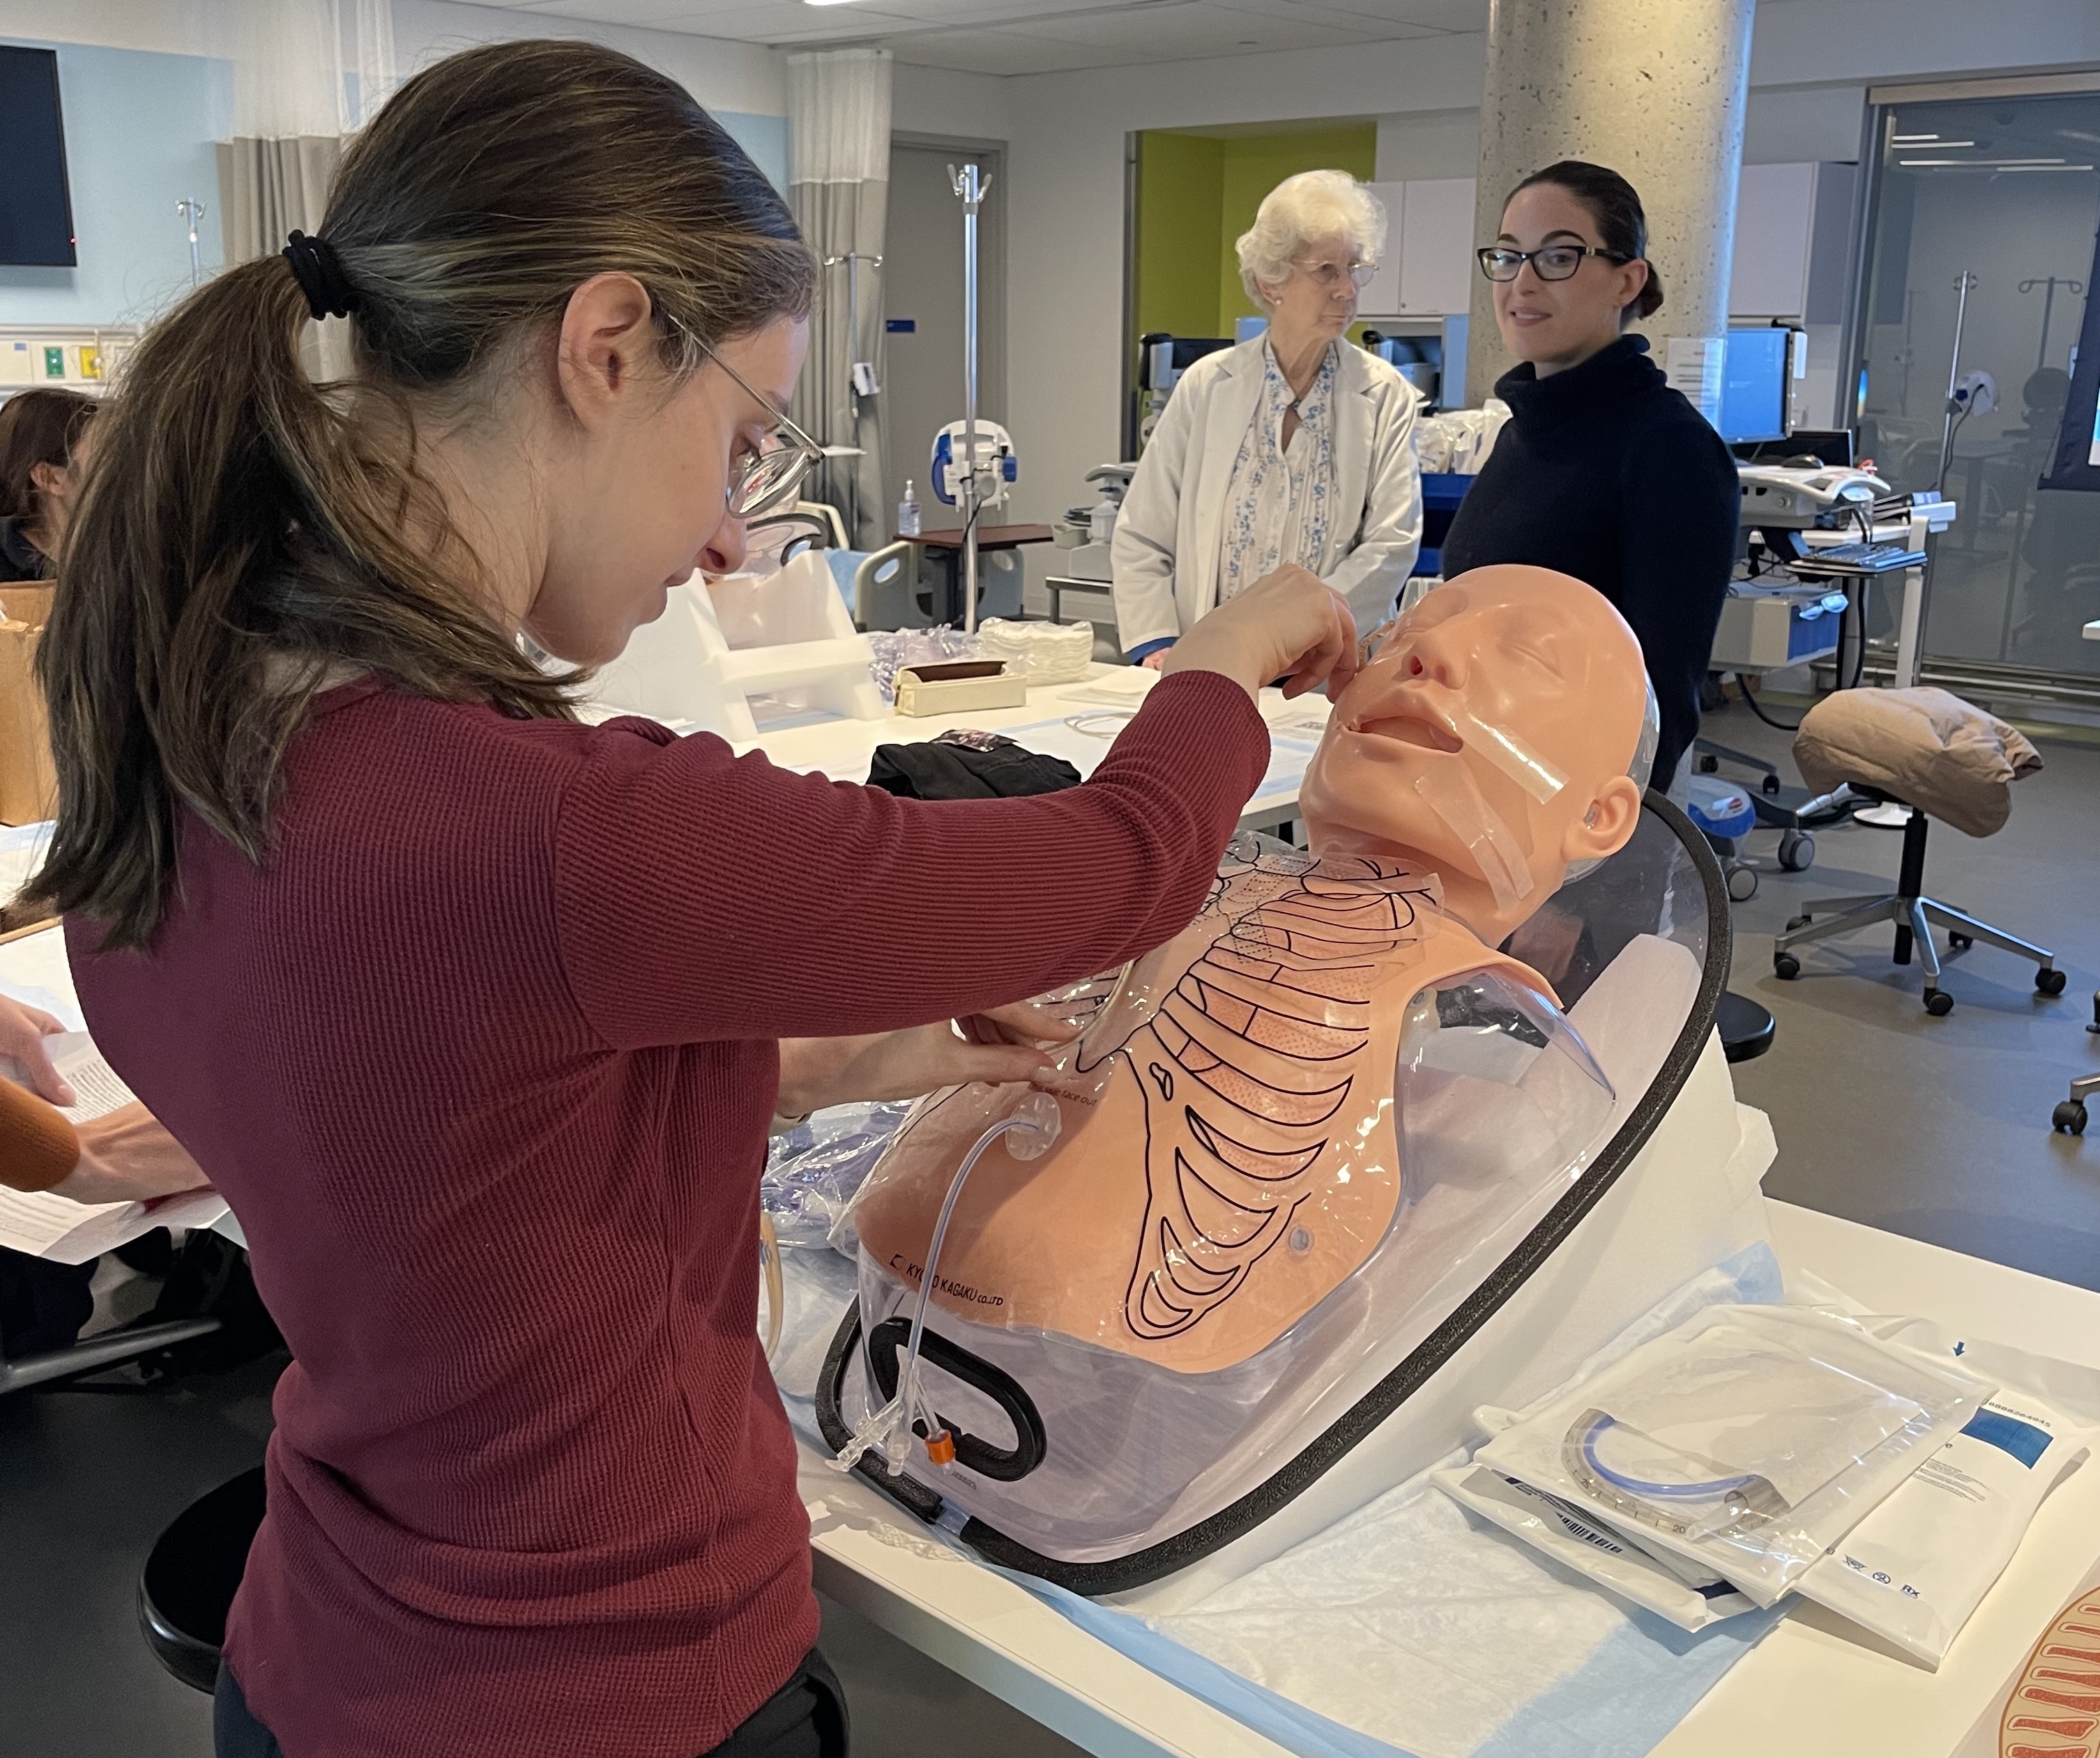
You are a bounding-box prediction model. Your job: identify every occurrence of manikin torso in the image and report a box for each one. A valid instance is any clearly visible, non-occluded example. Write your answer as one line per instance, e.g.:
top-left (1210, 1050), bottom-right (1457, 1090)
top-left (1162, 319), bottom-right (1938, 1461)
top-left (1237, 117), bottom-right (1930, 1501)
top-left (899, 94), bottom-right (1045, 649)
top-left (851, 566), bottom-right (1651, 1377)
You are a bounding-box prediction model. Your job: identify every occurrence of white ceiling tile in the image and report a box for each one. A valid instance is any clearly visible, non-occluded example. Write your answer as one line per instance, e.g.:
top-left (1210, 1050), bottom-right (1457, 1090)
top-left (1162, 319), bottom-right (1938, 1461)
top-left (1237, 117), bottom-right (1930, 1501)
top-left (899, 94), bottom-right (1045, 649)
top-left (1221, 0), bottom-right (1446, 36)
top-left (1294, 0), bottom-right (1486, 27)
top-left (888, 27), bottom-right (1174, 72)
top-left (995, 0), bottom-right (1387, 52)
top-left (632, 2), bottom-right (921, 38)
top-left (453, 0), bottom-right (1482, 69)
top-left (867, 0), bottom-right (1157, 26)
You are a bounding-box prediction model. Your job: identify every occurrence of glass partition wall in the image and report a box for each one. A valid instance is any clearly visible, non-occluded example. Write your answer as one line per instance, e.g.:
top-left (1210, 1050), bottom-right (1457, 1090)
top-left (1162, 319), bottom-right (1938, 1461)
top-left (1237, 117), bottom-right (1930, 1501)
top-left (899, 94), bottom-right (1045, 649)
top-left (1853, 86), bottom-right (2100, 703)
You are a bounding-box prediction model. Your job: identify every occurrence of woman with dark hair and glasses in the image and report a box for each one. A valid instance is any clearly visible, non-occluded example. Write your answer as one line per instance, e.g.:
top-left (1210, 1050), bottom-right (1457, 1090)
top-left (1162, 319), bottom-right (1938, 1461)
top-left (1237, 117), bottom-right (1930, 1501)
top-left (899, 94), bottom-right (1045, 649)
top-left (1438, 160), bottom-right (1737, 789)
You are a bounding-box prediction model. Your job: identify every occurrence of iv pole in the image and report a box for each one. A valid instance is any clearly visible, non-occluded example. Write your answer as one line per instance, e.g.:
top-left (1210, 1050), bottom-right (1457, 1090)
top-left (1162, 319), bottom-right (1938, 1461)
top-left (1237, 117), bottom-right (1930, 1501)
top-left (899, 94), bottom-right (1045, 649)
top-left (950, 162), bottom-right (989, 633)
top-left (1935, 270), bottom-right (1980, 496)
top-left (176, 197), bottom-right (207, 288)
top-left (2018, 275), bottom-right (2084, 375)
top-left (822, 250), bottom-right (883, 542)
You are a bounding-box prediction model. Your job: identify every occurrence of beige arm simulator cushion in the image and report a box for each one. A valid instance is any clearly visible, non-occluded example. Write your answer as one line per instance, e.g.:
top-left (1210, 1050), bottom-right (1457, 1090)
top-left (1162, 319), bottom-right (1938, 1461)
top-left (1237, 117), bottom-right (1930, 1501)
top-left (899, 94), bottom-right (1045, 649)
top-left (1794, 687), bottom-right (2042, 837)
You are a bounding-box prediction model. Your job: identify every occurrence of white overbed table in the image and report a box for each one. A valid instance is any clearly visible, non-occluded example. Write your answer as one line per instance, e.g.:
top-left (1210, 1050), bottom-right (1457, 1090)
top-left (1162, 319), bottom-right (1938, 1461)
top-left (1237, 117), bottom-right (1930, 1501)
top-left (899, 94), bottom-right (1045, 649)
top-left (738, 665), bottom-right (1330, 837)
top-left (797, 1202), bottom-right (2100, 1758)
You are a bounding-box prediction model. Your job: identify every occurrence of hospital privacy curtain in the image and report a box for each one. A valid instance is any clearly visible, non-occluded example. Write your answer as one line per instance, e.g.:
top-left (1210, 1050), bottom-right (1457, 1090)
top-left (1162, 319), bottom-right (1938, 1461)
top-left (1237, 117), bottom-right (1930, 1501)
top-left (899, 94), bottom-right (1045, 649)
top-left (789, 47), bottom-right (892, 551)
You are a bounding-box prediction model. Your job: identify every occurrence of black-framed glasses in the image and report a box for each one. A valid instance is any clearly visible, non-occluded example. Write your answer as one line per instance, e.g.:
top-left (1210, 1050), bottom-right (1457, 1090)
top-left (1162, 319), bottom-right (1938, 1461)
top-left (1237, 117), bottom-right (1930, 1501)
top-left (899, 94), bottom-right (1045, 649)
top-left (1476, 244), bottom-right (1631, 283)
top-left (663, 309), bottom-right (825, 519)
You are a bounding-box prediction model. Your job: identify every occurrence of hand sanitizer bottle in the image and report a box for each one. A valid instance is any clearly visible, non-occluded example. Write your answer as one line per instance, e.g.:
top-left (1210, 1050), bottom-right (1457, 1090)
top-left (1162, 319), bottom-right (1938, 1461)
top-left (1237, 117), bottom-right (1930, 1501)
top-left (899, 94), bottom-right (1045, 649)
top-left (897, 480), bottom-right (922, 538)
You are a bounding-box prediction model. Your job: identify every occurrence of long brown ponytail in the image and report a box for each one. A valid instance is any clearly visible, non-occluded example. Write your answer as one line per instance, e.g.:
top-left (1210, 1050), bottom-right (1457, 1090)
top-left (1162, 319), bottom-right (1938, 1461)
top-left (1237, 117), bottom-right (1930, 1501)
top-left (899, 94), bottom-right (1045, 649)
top-left (33, 38), bottom-right (814, 949)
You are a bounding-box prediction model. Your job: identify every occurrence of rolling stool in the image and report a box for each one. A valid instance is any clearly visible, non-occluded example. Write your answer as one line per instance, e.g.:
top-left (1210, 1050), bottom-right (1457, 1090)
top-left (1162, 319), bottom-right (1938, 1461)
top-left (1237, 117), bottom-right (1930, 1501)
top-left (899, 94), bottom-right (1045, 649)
top-left (138, 1465), bottom-right (266, 1693)
top-left (1772, 787), bottom-right (2064, 1017)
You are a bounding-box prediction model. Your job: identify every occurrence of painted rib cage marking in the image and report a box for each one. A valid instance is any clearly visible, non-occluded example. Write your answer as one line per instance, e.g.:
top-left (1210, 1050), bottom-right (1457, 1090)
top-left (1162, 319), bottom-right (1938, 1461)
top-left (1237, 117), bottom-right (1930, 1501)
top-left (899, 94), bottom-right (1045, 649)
top-left (2005, 1598), bottom-right (2100, 1756)
top-left (1113, 862), bottom-right (1436, 1341)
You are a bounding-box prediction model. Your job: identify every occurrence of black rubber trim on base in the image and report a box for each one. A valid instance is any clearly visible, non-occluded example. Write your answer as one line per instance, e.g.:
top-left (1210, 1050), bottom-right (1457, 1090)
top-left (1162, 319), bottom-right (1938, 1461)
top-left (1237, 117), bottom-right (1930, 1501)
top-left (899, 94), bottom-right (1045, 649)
top-left (868, 1315), bottom-right (1049, 1482)
top-left (816, 793), bottom-right (1731, 1594)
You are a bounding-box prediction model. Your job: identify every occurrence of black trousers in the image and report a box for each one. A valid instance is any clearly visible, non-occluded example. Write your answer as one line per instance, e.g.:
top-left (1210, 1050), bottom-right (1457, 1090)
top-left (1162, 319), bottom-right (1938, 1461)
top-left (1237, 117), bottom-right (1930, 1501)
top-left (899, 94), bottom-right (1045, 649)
top-left (215, 1649), bottom-right (850, 1758)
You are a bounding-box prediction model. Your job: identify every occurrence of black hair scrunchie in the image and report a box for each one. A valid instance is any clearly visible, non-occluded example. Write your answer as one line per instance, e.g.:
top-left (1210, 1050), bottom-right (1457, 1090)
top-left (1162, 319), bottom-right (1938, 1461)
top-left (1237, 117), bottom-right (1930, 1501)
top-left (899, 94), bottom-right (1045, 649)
top-left (282, 229), bottom-right (358, 321)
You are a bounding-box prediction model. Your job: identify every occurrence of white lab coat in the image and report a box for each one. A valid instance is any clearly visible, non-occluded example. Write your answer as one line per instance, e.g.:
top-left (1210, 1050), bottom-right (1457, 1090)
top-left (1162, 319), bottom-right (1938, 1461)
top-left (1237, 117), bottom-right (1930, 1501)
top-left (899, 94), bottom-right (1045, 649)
top-left (1111, 337), bottom-right (1423, 652)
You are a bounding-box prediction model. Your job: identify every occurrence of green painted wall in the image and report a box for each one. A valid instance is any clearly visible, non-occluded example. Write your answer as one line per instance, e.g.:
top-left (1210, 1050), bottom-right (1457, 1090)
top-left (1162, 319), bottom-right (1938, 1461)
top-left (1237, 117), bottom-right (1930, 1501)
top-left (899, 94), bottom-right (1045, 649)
top-left (1133, 132), bottom-right (1226, 342)
top-left (1133, 123), bottom-right (1378, 342)
top-left (1215, 127), bottom-right (1378, 328)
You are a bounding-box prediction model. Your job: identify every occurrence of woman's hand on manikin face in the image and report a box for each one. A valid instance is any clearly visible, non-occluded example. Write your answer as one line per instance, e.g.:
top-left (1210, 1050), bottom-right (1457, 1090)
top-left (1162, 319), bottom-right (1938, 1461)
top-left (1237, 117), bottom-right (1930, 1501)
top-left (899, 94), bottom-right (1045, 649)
top-left (1491, 183), bottom-right (1650, 378)
top-left (522, 274), bottom-right (810, 667)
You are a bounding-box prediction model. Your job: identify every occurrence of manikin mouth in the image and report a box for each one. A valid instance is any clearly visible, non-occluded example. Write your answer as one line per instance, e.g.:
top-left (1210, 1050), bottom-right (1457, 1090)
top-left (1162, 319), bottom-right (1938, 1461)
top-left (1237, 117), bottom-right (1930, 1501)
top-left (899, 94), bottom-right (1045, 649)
top-left (1353, 710), bottom-right (1463, 754)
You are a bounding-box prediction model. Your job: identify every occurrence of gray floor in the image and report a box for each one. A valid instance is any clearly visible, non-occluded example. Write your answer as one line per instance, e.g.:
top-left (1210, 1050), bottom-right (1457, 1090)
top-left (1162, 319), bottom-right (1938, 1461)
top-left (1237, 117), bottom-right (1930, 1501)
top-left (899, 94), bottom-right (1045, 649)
top-left (1700, 699), bottom-right (2100, 1289)
top-left (4, 698), bottom-right (2095, 1755)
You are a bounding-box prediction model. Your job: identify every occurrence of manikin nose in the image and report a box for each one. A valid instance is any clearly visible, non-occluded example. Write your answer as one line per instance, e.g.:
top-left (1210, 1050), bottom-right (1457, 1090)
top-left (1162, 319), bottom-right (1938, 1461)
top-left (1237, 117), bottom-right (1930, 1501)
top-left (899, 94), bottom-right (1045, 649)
top-left (1403, 633), bottom-right (1466, 689)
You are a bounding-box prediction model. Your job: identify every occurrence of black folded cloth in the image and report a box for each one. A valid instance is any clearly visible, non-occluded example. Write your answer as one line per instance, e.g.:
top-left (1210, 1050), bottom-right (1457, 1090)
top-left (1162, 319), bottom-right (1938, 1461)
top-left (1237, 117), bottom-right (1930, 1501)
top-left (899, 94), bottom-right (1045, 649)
top-left (866, 731), bottom-right (1081, 800)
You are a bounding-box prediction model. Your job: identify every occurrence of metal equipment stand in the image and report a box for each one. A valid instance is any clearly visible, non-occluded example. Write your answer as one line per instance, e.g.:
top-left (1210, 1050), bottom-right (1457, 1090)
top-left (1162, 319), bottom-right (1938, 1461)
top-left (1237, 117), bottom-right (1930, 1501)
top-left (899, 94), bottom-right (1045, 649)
top-left (950, 162), bottom-right (989, 633)
top-left (822, 250), bottom-right (883, 542)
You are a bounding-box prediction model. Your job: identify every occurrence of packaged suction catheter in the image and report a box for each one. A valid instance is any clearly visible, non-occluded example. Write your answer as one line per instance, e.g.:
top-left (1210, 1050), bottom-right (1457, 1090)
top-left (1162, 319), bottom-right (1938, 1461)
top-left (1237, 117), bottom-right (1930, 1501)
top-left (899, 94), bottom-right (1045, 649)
top-left (1800, 1392), bottom-right (2090, 1666)
top-left (1472, 1303), bottom-right (1996, 1606)
top-left (1434, 1462), bottom-right (1760, 1630)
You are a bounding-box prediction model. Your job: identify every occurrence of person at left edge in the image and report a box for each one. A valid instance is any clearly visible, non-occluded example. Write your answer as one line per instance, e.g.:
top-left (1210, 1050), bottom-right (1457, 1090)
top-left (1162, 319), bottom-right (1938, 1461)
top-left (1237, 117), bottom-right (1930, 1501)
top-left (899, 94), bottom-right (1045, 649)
top-left (36, 38), bottom-right (1358, 1758)
top-left (1113, 170), bottom-right (1424, 669)
top-left (0, 388), bottom-right (98, 582)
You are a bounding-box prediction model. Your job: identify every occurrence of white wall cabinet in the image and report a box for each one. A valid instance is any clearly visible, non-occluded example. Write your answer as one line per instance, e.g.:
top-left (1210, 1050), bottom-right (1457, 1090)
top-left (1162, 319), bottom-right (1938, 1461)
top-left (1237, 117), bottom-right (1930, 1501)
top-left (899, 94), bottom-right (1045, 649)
top-left (1730, 160), bottom-right (1857, 321)
top-left (1362, 176), bottom-right (1477, 318)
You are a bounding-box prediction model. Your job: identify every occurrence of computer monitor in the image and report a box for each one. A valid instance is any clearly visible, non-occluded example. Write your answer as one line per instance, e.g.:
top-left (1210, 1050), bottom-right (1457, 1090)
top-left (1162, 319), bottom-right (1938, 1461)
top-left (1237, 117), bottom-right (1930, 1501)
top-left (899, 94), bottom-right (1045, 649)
top-left (0, 47), bottom-right (76, 268)
top-left (1718, 328), bottom-right (1791, 445)
top-left (1733, 429), bottom-right (1854, 468)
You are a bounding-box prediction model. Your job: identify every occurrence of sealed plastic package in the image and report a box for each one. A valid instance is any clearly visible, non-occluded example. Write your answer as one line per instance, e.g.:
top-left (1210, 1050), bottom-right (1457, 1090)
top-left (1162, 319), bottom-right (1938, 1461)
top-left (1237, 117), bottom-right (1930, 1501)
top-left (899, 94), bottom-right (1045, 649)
top-left (1472, 1302), bottom-right (1993, 1605)
top-left (817, 567), bottom-right (1763, 1596)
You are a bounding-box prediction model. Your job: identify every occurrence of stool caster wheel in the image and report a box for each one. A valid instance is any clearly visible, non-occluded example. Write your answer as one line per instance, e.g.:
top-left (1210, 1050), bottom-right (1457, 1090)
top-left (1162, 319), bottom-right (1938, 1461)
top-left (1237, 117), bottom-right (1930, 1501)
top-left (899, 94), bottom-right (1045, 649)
top-left (1774, 952), bottom-right (1801, 980)
top-left (2056, 1099), bottom-right (2090, 1136)
top-left (1727, 864), bottom-right (1758, 903)
top-left (1779, 831), bottom-right (1815, 872)
top-left (1786, 915), bottom-right (1811, 932)
top-left (2037, 968), bottom-right (2068, 997)
top-left (1948, 931), bottom-right (1974, 951)
top-left (1924, 988), bottom-right (1955, 1017)
top-left (1761, 774), bottom-right (1782, 795)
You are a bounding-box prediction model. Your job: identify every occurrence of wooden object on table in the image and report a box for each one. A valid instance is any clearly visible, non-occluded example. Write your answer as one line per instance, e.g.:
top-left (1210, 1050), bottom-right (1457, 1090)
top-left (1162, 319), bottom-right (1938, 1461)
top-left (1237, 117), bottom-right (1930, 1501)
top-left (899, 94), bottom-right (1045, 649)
top-left (0, 584), bottom-right (56, 827)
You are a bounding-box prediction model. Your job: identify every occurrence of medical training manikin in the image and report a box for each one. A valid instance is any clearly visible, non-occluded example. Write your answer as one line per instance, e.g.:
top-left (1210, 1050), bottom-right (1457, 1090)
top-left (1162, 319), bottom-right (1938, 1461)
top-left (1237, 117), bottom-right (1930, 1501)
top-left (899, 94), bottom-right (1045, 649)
top-left (819, 566), bottom-right (1767, 1599)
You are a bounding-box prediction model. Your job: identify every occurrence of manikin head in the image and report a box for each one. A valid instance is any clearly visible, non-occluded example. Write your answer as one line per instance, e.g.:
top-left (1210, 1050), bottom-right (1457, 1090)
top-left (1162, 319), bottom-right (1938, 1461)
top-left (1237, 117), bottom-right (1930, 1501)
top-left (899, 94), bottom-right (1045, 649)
top-left (1300, 566), bottom-right (1648, 945)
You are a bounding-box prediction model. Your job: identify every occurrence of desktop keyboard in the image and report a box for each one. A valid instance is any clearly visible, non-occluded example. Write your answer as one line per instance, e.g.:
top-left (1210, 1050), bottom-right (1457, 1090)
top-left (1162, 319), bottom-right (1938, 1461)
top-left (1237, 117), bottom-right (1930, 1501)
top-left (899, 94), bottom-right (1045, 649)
top-left (1790, 541), bottom-right (1928, 574)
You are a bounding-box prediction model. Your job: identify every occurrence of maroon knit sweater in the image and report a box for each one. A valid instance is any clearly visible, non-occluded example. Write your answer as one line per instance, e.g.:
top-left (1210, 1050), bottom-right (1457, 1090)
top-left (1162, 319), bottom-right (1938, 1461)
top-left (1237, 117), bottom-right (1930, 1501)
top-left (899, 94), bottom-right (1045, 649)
top-left (69, 670), bottom-right (1267, 1758)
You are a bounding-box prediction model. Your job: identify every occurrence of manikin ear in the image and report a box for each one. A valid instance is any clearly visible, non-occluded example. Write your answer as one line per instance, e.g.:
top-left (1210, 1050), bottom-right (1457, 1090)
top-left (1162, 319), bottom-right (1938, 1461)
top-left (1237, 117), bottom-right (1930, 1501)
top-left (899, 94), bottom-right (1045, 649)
top-left (553, 271), bottom-right (660, 431)
top-left (1562, 774), bottom-right (1643, 867)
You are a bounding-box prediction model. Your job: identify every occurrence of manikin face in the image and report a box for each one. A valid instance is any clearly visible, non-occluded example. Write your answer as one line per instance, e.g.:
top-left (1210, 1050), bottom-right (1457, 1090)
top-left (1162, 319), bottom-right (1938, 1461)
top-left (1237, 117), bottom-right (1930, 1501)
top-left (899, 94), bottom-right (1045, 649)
top-left (1299, 567), bottom-right (1646, 941)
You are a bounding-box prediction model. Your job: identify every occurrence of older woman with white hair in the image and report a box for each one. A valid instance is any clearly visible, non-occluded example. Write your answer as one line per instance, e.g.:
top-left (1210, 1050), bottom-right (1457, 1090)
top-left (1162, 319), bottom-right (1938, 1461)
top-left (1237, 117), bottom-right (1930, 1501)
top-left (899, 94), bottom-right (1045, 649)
top-left (1113, 169), bottom-right (1423, 665)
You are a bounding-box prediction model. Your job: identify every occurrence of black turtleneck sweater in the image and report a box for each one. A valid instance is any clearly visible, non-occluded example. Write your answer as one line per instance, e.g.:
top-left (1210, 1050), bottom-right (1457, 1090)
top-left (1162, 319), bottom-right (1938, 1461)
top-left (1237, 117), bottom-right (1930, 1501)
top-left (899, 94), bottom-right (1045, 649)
top-left (1438, 335), bottom-right (1739, 788)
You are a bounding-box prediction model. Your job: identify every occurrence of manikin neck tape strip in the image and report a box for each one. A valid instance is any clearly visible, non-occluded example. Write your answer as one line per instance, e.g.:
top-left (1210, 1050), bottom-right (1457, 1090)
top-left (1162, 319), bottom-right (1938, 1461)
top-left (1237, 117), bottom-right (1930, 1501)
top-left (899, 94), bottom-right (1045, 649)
top-left (1415, 760), bottom-right (1533, 917)
top-left (1453, 711), bottom-right (1569, 804)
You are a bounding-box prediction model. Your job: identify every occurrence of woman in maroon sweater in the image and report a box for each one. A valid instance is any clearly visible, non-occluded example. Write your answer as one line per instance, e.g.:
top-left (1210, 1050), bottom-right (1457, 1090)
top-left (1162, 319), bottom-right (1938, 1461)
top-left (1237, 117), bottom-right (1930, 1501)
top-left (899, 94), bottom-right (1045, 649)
top-left (30, 40), bottom-right (1354, 1758)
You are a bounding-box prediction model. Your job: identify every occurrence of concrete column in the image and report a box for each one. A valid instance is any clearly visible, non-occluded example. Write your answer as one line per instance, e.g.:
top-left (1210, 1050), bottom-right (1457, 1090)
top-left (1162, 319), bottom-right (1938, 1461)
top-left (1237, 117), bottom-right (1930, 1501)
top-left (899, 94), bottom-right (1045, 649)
top-left (1466, 0), bottom-right (1754, 406)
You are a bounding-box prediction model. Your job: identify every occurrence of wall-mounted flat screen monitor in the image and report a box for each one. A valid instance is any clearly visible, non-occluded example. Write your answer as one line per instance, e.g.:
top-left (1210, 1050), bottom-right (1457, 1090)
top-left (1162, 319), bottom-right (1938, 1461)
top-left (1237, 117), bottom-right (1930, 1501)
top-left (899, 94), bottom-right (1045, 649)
top-left (1718, 328), bottom-right (1790, 445)
top-left (0, 47), bottom-right (77, 268)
